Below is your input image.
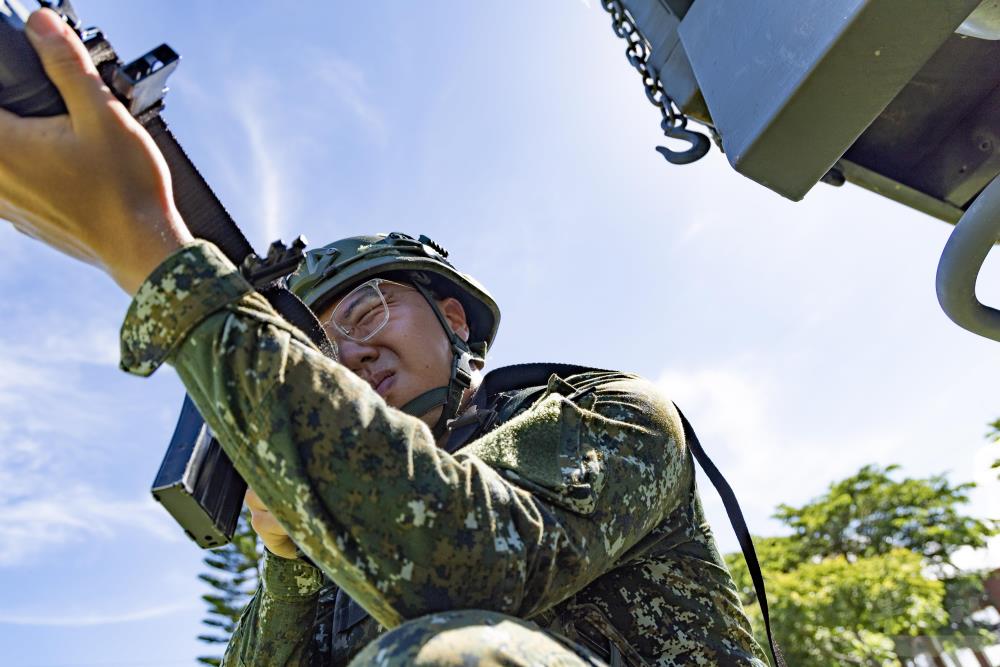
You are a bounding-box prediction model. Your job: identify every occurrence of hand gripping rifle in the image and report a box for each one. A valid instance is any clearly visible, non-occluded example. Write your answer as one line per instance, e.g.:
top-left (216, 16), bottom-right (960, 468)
top-left (0, 0), bottom-right (337, 548)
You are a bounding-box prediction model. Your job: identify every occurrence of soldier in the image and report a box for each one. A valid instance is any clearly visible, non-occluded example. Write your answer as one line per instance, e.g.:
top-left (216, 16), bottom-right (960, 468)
top-left (222, 232), bottom-right (769, 666)
top-left (0, 10), bottom-right (768, 666)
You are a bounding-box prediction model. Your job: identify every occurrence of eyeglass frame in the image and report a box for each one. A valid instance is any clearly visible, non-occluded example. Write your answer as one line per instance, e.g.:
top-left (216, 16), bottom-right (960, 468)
top-left (324, 277), bottom-right (417, 343)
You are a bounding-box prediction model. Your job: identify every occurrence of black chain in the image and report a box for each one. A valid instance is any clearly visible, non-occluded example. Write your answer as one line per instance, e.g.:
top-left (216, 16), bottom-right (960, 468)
top-left (600, 0), bottom-right (712, 165)
top-left (602, 0), bottom-right (682, 128)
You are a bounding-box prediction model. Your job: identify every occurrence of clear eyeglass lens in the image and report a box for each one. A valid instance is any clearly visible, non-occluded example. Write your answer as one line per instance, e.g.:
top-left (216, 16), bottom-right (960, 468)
top-left (331, 281), bottom-right (389, 341)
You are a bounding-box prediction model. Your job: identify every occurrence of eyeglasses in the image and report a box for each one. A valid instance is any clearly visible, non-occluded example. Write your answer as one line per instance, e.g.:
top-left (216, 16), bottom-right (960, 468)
top-left (326, 278), bottom-right (413, 342)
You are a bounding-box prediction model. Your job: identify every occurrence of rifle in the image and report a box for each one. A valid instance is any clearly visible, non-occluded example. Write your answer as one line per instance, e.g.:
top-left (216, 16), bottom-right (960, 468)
top-left (0, 0), bottom-right (335, 548)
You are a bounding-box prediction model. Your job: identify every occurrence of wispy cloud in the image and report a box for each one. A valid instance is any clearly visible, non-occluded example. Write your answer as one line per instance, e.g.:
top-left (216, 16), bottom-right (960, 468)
top-left (0, 422), bottom-right (181, 566)
top-left (232, 94), bottom-right (287, 245)
top-left (0, 339), bottom-right (117, 439)
top-left (211, 50), bottom-right (385, 246)
top-left (0, 319), bottom-right (119, 367)
top-left (0, 601), bottom-right (195, 626)
top-left (0, 325), bottom-right (178, 566)
top-left (659, 367), bottom-right (912, 532)
top-left (658, 365), bottom-right (1000, 568)
top-left (0, 485), bottom-right (179, 567)
top-left (310, 51), bottom-right (388, 146)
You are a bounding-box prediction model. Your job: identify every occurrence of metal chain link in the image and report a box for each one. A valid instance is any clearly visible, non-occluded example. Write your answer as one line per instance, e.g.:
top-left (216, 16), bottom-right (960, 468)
top-left (602, 0), bottom-right (683, 129)
top-left (600, 0), bottom-right (711, 165)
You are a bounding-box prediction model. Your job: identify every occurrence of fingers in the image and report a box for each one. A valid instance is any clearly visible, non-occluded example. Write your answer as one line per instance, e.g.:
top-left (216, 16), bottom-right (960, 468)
top-left (25, 9), bottom-right (116, 122)
top-left (245, 487), bottom-right (264, 510)
top-left (244, 487), bottom-right (297, 557)
top-left (250, 507), bottom-right (288, 541)
top-left (245, 488), bottom-right (286, 534)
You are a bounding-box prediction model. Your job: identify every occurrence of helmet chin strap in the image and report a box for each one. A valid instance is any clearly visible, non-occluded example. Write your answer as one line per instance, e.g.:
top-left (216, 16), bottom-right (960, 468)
top-left (398, 282), bottom-right (482, 439)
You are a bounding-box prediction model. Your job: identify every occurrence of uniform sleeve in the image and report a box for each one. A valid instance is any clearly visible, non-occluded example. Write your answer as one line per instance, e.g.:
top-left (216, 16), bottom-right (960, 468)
top-left (121, 241), bottom-right (692, 627)
top-left (222, 551), bottom-right (325, 667)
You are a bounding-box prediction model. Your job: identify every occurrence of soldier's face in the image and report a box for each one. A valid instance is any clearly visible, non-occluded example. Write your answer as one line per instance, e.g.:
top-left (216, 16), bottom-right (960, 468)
top-left (318, 281), bottom-right (470, 425)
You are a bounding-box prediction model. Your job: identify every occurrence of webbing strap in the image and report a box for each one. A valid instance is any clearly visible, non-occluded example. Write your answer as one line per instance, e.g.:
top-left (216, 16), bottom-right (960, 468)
top-left (400, 386), bottom-right (448, 419)
top-left (143, 115), bottom-right (336, 359)
top-left (410, 281), bottom-right (475, 438)
top-left (674, 406), bottom-right (785, 667)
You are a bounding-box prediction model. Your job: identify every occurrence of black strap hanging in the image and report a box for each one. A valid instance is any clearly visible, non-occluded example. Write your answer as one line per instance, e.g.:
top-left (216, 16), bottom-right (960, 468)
top-left (448, 364), bottom-right (786, 667)
top-left (675, 408), bottom-right (786, 667)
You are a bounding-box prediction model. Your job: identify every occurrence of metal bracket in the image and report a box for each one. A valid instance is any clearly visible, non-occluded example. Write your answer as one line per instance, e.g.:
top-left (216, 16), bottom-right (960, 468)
top-left (936, 173), bottom-right (1000, 342)
top-left (241, 236), bottom-right (309, 289)
top-left (111, 43), bottom-right (179, 117)
top-left (37, 0), bottom-right (79, 29)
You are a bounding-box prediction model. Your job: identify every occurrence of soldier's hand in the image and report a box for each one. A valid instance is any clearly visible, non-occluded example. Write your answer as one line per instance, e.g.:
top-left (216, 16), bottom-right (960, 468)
top-left (0, 9), bottom-right (193, 295)
top-left (245, 487), bottom-right (299, 560)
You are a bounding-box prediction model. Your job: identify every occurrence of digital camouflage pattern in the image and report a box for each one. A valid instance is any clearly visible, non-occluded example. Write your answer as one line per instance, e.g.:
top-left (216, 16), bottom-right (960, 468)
top-left (347, 609), bottom-right (605, 666)
top-left (120, 241), bottom-right (767, 666)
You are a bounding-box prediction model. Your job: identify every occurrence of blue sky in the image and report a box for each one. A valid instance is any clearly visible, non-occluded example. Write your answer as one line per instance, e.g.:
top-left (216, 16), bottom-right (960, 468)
top-left (2, 2), bottom-right (999, 665)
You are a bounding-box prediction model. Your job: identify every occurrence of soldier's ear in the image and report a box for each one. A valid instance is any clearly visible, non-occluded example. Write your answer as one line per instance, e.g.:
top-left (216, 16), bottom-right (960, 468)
top-left (438, 297), bottom-right (469, 342)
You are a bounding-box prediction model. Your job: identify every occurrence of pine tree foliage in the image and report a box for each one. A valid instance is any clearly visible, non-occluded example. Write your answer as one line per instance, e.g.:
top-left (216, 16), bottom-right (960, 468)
top-left (196, 509), bottom-right (261, 666)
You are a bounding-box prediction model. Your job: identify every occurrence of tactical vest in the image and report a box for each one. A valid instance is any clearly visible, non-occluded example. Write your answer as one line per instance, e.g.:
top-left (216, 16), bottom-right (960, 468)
top-left (309, 363), bottom-right (609, 664)
top-left (308, 362), bottom-right (778, 666)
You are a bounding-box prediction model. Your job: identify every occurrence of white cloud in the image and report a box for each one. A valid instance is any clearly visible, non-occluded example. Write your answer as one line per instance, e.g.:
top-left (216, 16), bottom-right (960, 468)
top-left (952, 535), bottom-right (1000, 572)
top-left (310, 51), bottom-right (388, 147)
top-left (0, 485), bottom-right (179, 567)
top-left (658, 366), bottom-right (1000, 568)
top-left (658, 367), bottom-right (901, 509)
top-left (1, 319), bottom-right (119, 367)
top-left (232, 97), bottom-right (287, 245)
top-left (0, 351), bottom-right (112, 438)
top-left (0, 601), bottom-right (195, 626)
top-left (0, 331), bottom-right (178, 567)
top-left (210, 50), bottom-right (385, 247)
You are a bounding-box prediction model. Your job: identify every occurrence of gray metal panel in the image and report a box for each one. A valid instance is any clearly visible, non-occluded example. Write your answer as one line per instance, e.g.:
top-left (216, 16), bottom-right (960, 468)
top-left (843, 32), bottom-right (1000, 209)
top-left (837, 159), bottom-right (963, 223)
top-left (622, 0), bottom-right (682, 72)
top-left (678, 0), bottom-right (981, 201)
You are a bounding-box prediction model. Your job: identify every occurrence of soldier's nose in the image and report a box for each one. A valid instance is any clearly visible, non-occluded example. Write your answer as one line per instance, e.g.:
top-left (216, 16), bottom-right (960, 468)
top-left (337, 337), bottom-right (379, 372)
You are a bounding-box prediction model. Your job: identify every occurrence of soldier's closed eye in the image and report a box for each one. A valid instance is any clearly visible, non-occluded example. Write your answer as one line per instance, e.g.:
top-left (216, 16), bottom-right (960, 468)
top-left (343, 298), bottom-right (381, 330)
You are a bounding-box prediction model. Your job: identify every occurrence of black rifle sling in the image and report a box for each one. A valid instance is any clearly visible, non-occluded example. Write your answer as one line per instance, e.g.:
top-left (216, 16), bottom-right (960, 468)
top-left (674, 407), bottom-right (786, 667)
top-left (142, 115), bottom-right (335, 358)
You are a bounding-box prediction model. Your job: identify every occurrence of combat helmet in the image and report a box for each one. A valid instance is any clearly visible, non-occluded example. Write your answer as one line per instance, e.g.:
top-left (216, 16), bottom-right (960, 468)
top-left (288, 232), bottom-right (500, 438)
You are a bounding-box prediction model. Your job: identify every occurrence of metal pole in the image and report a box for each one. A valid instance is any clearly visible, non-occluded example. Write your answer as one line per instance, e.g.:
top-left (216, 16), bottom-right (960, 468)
top-left (936, 173), bottom-right (1000, 343)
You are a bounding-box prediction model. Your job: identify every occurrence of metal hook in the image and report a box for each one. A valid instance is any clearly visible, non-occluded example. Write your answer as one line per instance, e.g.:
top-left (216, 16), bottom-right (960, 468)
top-left (656, 121), bottom-right (711, 165)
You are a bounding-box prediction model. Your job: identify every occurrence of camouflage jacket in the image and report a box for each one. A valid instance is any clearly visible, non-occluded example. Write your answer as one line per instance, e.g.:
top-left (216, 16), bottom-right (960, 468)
top-left (120, 241), bottom-right (768, 666)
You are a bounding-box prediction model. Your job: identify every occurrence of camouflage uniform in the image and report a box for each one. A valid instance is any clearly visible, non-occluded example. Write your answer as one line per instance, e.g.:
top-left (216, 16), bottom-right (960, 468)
top-left (120, 241), bottom-right (768, 666)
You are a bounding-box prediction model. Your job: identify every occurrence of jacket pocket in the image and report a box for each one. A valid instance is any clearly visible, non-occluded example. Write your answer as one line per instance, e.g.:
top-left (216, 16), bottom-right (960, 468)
top-left (460, 386), bottom-right (606, 515)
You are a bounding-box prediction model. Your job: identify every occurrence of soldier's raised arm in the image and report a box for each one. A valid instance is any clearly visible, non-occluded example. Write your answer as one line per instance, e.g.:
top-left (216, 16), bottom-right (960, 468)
top-left (222, 553), bottom-right (325, 667)
top-left (118, 241), bottom-right (684, 623)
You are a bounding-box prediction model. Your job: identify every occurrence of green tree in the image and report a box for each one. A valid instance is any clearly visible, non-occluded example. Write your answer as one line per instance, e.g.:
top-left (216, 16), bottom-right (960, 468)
top-left (774, 464), bottom-right (994, 570)
top-left (986, 418), bottom-right (1000, 478)
top-left (728, 464), bottom-right (998, 666)
top-left (197, 510), bottom-right (261, 666)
